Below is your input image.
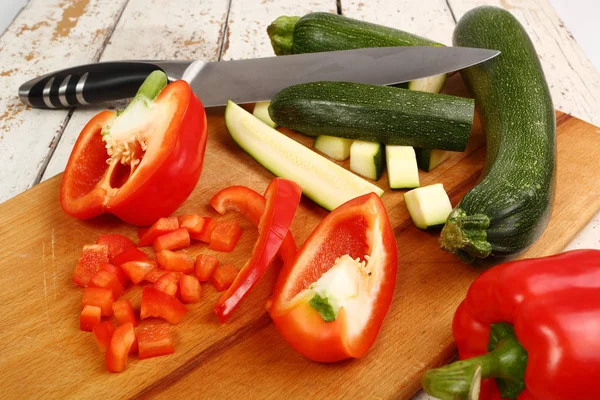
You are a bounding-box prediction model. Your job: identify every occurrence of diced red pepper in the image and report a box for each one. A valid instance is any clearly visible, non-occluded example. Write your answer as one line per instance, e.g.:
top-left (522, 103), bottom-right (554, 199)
top-left (89, 269), bottom-right (124, 300)
top-left (153, 228), bottom-right (190, 252)
top-left (113, 299), bottom-right (137, 327)
top-left (80, 305), bottom-right (102, 332)
top-left (138, 217), bottom-right (179, 246)
top-left (179, 274), bottom-right (202, 303)
top-left (99, 263), bottom-right (128, 288)
top-left (112, 247), bottom-right (148, 266)
top-left (195, 254), bottom-right (219, 282)
top-left (93, 321), bottom-right (115, 352)
top-left (82, 287), bottom-right (114, 317)
top-left (120, 260), bottom-right (157, 284)
top-left (144, 269), bottom-right (168, 283)
top-left (140, 287), bottom-right (187, 324)
top-left (105, 322), bottom-right (136, 373)
top-left (211, 264), bottom-right (238, 292)
top-left (155, 249), bottom-right (194, 274)
top-left (95, 234), bottom-right (136, 263)
top-left (153, 272), bottom-right (180, 297)
top-left (178, 214), bottom-right (207, 238)
top-left (209, 220), bottom-right (242, 252)
top-left (197, 218), bottom-right (216, 243)
top-left (72, 244), bottom-right (109, 287)
top-left (135, 320), bottom-right (174, 360)
top-left (129, 335), bottom-right (138, 355)
top-left (138, 227), bottom-right (149, 239)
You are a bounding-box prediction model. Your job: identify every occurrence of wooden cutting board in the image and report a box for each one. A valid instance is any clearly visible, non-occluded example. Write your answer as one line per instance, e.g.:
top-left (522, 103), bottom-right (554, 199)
top-left (1, 75), bottom-right (599, 399)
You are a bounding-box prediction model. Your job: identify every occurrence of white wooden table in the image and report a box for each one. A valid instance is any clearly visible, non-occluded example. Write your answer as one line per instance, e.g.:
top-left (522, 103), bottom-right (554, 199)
top-left (0, 1), bottom-right (598, 399)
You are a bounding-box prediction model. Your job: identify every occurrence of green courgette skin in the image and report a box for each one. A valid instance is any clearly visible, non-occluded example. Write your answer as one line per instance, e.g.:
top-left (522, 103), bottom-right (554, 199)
top-left (439, 7), bottom-right (556, 261)
top-left (269, 81), bottom-right (474, 151)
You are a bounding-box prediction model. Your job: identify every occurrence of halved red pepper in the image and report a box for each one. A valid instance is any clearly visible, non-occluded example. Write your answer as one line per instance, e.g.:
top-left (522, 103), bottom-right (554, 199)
top-left (210, 185), bottom-right (297, 267)
top-left (214, 178), bottom-right (302, 322)
top-left (60, 71), bottom-right (208, 226)
top-left (95, 234), bottom-right (135, 263)
top-left (268, 193), bottom-right (398, 362)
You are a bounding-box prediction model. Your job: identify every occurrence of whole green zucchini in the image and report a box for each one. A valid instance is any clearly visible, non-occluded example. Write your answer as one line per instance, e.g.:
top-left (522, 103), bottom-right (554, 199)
top-left (269, 81), bottom-right (474, 151)
top-left (439, 7), bottom-right (556, 262)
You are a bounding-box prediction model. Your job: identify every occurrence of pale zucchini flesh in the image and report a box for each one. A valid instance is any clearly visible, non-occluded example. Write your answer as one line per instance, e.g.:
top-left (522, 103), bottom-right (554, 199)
top-left (314, 135), bottom-right (353, 161)
top-left (408, 74), bottom-right (447, 93)
top-left (253, 101), bottom-right (278, 128)
top-left (350, 140), bottom-right (384, 181)
top-left (415, 148), bottom-right (453, 172)
top-left (225, 101), bottom-right (383, 211)
top-left (404, 184), bottom-right (452, 229)
top-left (386, 145), bottom-right (419, 189)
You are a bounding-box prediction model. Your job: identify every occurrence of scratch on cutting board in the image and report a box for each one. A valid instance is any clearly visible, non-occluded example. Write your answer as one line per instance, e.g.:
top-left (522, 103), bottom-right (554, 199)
top-left (51, 229), bottom-right (57, 299)
top-left (42, 242), bottom-right (52, 328)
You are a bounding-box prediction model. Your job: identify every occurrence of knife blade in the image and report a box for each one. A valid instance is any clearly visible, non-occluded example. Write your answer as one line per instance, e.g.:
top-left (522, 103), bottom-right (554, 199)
top-left (19, 46), bottom-right (499, 109)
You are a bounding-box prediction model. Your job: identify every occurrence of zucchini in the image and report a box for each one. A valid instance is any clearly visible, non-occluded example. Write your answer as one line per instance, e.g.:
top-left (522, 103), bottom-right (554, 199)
top-left (253, 101), bottom-right (277, 128)
top-left (314, 135), bottom-right (352, 161)
top-left (224, 101), bottom-right (384, 211)
top-left (415, 148), bottom-right (452, 172)
top-left (408, 75), bottom-right (447, 94)
top-left (269, 81), bottom-right (474, 151)
top-left (386, 145), bottom-right (419, 189)
top-left (404, 184), bottom-right (453, 230)
top-left (267, 12), bottom-right (447, 93)
top-left (439, 7), bottom-right (555, 261)
top-left (350, 140), bottom-right (384, 180)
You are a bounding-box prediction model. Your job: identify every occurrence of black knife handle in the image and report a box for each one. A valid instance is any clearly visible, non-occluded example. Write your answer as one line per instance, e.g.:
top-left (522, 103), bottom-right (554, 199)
top-left (18, 62), bottom-right (167, 109)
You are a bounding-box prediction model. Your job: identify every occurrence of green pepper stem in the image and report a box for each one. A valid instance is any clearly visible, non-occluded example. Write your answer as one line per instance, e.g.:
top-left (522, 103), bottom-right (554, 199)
top-left (439, 208), bottom-right (492, 262)
top-left (422, 323), bottom-right (527, 400)
top-left (267, 16), bottom-right (300, 55)
top-left (134, 70), bottom-right (168, 102)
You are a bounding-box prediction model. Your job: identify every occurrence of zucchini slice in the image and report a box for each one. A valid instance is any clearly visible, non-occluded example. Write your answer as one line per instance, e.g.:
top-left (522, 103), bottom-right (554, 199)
top-left (314, 135), bottom-right (353, 161)
top-left (225, 101), bottom-right (383, 211)
top-left (253, 101), bottom-right (277, 128)
top-left (404, 184), bottom-right (453, 230)
top-left (350, 140), bottom-right (384, 181)
top-left (415, 148), bottom-right (453, 172)
top-left (408, 74), bottom-right (447, 93)
top-left (386, 145), bottom-right (419, 189)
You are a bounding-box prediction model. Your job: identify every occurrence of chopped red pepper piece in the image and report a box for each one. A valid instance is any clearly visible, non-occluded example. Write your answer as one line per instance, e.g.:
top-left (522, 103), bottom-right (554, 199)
top-left (214, 178), bottom-right (302, 322)
top-left (105, 322), bottom-right (136, 373)
top-left (95, 234), bottom-right (136, 263)
top-left (72, 244), bottom-right (109, 287)
top-left (209, 220), bottom-right (243, 252)
top-left (89, 269), bottom-right (124, 300)
top-left (113, 299), bottom-right (137, 327)
top-left (210, 185), bottom-right (297, 266)
top-left (195, 254), bottom-right (219, 282)
top-left (60, 72), bottom-right (208, 226)
top-left (179, 274), bottom-right (202, 303)
top-left (178, 214), bottom-right (207, 238)
top-left (196, 218), bottom-right (216, 243)
top-left (153, 227), bottom-right (190, 252)
top-left (140, 287), bottom-right (187, 324)
top-left (93, 321), bottom-right (115, 352)
top-left (153, 271), bottom-right (180, 297)
top-left (112, 247), bottom-right (148, 266)
top-left (138, 217), bottom-right (179, 246)
top-left (120, 260), bottom-right (157, 284)
top-left (138, 227), bottom-right (149, 239)
top-left (135, 320), bottom-right (174, 360)
top-left (269, 193), bottom-right (398, 362)
top-left (144, 269), bottom-right (168, 284)
top-left (80, 305), bottom-right (102, 332)
top-left (82, 287), bottom-right (114, 317)
top-left (155, 249), bottom-right (194, 274)
top-left (211, 264), bottom-right (238, 292)
top-left (99, 263), bottom-right (128, 288)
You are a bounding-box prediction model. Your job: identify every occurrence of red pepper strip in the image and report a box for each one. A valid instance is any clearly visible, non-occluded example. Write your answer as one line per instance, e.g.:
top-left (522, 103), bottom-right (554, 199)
top-left (268, 193), bottom-right (398, 362)
top-left (209, 185), bottom-right (297, 266)
top-left (60, 71), bottom-right (208, 226)
top-left (422, 250), bottom-right (600, 400)
top-left (213, 178), bottom-right (302, 322)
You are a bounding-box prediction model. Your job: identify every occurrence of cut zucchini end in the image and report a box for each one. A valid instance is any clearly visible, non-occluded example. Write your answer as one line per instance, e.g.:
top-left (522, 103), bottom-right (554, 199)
top-left (253, 101), bottom-right (278, 128)
top-left (439, 208), bottom-right (492, 262)
top-left (314, 135), bottom-right (353, 161)
top-left (350, 140), bottom-right (384, 181)
top-left (408, 73), bottom-right (447, 93)
top-left (386, 145), bottom-right (420, 189)
top-left (404, 184), bottom-right (452, 230)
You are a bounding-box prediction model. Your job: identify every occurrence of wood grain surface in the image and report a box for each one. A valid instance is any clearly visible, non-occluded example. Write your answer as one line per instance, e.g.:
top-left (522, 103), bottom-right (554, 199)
top-left (0, 74), bottom-right (599, 399)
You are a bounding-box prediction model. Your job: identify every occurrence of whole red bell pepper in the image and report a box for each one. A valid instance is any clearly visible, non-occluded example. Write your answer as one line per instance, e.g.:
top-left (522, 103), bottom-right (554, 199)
top-left (213, 178), bottom-right (302, 322)
top-left (60, 71), bottom-right (208, 226)
top-left (423, 249), bottom-right (600, 400)
top-left (268, 192), bottom-right (397, 362)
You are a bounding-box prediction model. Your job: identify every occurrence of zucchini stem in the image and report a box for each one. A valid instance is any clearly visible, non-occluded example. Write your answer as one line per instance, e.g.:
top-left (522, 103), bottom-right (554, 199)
top-left (267, 16), bottom-right (300, 55)
top-left (439, 208), bottom-right (492, 262)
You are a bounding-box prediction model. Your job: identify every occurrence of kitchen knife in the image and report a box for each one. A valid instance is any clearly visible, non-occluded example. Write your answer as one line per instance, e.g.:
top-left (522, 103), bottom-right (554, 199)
top-left (18, 46), bottom-right (499, 109)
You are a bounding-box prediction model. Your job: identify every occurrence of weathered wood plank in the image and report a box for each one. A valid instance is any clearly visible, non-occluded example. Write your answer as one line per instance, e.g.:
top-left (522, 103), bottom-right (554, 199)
top-left (0, 0), bottom-right (129, 203)
top-left (221, 0), bottom-right (338, 61)
top-left (41, 0), bottom-right (230, 181)
top-left (447, 0), bottom-right (600, 126)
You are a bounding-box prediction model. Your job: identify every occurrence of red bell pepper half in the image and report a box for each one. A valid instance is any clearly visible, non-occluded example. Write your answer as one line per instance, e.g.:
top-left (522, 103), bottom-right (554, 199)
top-left (422, 250), bottom-right (600, 400)
top-left (140, 287), bottom-right (187, 324)
top-left (210, 185), bottom-right (297, 266)
top-left (60, 71), bottom-right (208, 226)
top-left (213, 178), bottom-right (302, 322)
top-left (268, 193), bottom-right (398, 363)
